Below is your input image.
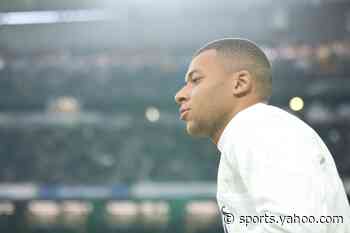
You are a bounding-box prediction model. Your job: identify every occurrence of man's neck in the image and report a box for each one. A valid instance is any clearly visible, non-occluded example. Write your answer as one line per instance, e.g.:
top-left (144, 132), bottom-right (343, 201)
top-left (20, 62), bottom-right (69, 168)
top-left (210, 100), bottom-right (262, 146)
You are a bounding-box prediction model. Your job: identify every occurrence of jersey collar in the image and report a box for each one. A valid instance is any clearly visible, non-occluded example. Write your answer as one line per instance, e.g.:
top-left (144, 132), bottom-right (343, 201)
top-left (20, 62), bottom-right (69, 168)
top-left (217, 102), bottom-right (266, 153)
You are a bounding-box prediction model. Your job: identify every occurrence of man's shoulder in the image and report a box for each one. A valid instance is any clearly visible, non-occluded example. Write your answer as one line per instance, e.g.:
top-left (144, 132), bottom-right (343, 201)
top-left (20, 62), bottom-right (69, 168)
top-left (220, 103), bottom-right (318, 154)
top-left (234, 104), bottom-right (317, 145)
top-left (255, 104), bottom-right (313, 133)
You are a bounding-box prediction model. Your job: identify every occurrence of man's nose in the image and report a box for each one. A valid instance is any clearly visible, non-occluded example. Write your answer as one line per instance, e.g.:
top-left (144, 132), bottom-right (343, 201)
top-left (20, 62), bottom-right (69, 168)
top-left (175, 85), bottom-right (189, 105)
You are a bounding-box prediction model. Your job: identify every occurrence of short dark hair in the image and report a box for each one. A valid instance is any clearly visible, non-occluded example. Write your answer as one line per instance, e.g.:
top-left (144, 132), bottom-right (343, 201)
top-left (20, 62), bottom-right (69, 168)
top-left (194, 38), bottom-right (272, 101)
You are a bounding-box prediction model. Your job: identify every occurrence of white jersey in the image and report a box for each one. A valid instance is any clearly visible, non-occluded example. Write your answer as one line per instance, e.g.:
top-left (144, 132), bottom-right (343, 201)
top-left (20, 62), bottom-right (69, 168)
top-left (216, 102), bottom-right (350, 233)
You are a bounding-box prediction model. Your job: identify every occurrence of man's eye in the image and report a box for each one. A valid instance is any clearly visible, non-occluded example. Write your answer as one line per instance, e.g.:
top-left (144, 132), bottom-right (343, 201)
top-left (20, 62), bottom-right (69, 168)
top-left (192, 77), bottom-right (201, 84)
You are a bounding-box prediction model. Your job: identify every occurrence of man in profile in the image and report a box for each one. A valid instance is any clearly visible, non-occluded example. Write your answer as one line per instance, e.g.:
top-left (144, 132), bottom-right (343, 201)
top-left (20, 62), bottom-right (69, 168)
top-left (174, 38), bottom-right (350, 232)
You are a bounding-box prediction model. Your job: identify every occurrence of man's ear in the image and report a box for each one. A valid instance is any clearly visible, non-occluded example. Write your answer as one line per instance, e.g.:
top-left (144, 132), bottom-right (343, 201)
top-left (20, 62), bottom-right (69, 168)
top-left (232, 70), bottom-right (252, 97)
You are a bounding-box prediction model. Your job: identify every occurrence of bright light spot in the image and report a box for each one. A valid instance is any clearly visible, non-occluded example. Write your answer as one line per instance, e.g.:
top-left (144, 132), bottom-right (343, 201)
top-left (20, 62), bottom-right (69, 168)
top-left (289, 97), bottom-right (304, 111)
top-left (28, 201), bottom-right (60, 217)
top-left (139, 201), bottom-right (169, 216)
top-left (139, 201), bottom-right (169, 226)
top-left (0, 202), bottom-right (14, 215)
top-left (106, 201), bottom-right (138, 216)
top-left (61, 201), bottom-right (92, 216)
top-left (105, 201), bottom-right (139, 226)
top-left (145, 106), bottom-right (160, 122)
top-left (186, 201), bottom-right (218, 216)
top-left (185, 201), bottom-right (219, 230)
top-left (49, 96), bottom-right (80, 113)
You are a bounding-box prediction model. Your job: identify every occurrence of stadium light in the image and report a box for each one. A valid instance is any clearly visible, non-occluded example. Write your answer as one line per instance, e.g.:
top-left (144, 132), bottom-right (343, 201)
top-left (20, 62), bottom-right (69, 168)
top-left (0, 202), bottom-right (15, 215)
top-left (48, 96), bottom-right (80, 113)
top-left (105, 201), bottom-right (138, 226)
top-left (106, 201), bottom-right (138, 216)
top-left (145, 106), bottom-right (160, 122)
top-left (185, 201), bottom-right (219, 231)
top-left (28, 201), bottom-right (60, 217)
top-left (61, 201), bottom-right (92, 215)
top-left (289, 96), bottom-right (304, 111)
top-left (61, 201), bottom-right (92, 226)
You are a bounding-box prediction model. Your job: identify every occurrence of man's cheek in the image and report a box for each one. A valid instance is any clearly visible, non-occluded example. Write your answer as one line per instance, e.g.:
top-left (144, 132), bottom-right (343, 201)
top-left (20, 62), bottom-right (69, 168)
top-left (190, 87), bottom-right (199, 97)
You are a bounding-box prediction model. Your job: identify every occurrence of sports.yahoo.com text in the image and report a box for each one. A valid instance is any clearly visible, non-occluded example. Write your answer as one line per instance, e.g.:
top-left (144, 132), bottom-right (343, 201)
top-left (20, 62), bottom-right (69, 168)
top-left (221, 207), bottom-right (344, 227)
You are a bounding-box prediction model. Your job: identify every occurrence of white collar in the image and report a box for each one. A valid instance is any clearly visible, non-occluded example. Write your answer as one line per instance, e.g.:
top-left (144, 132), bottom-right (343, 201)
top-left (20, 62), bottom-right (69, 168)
top-left (217, 102), bottom-right (266, 153)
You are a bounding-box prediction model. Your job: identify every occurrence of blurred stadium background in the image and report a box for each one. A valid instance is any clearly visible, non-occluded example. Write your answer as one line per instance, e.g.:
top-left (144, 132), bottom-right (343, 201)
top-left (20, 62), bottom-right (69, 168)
top-left (0, 0), bottom-right (350, 232)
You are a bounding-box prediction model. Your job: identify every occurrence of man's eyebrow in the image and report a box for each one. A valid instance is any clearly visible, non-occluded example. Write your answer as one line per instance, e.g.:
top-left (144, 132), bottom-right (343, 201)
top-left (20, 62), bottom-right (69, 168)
top-left (185, 69), bottom-right (202, 83)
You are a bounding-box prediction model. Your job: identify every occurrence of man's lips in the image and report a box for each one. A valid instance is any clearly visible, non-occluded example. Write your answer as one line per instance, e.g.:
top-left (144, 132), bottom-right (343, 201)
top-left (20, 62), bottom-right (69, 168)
top-left (180, 108), bottom-right (190, 120)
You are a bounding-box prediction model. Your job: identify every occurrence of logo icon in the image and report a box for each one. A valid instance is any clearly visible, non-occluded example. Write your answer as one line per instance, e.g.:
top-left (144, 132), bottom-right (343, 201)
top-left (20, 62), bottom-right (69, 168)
top-left (221, 206), bottom-right (234, 224)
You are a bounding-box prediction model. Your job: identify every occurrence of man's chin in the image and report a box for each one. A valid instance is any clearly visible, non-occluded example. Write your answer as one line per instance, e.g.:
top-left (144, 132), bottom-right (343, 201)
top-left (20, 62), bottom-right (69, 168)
top-left (186, 122), bottom-right (207, 137)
